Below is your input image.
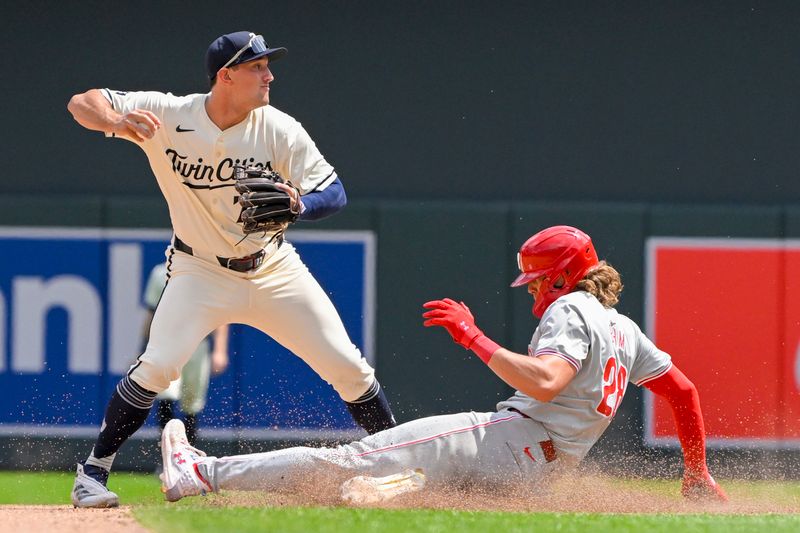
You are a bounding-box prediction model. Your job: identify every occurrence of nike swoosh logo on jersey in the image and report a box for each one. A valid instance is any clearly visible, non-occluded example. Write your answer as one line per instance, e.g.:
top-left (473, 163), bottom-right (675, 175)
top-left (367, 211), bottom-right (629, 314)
top-left (175, 125), bottom-right (195, 132)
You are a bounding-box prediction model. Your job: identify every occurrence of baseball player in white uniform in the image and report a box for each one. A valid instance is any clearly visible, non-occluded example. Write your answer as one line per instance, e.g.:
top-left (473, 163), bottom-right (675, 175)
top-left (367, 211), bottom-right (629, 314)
top-left (143, 262), bottom-right (229, 445)
top-left (67, 30), bottom-right (396, 508)
top-left (158, 226), bottom-right (728, 505)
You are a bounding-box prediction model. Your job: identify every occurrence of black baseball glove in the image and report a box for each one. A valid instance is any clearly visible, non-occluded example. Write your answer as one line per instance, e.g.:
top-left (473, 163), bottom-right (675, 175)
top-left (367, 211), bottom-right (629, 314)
top-left (233, 166), bottom-right (300, 234)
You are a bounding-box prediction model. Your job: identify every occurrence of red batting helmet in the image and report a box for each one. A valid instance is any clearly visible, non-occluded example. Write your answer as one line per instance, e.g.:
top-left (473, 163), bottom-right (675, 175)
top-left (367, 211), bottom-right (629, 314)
top-left (511, 225), bottom-right (599, 317)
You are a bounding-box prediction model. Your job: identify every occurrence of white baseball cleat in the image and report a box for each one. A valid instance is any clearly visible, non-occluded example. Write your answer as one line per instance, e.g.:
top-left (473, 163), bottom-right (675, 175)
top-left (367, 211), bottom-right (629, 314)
top-left (160, 418), bottom-right (213, 502)
top-left (71, 463), bottom-right (120, 508)
top-left (340, 468), bottom-right (426, 505)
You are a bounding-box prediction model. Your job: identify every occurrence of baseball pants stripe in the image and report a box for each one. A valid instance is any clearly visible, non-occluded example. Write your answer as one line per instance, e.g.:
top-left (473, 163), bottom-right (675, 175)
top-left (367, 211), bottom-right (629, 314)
top-left (205, 410), bottom-right (559, 493)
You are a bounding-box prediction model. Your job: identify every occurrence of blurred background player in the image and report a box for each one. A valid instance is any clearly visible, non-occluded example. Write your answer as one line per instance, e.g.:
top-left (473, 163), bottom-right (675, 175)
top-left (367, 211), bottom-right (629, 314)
top-left (142, 262), bottom-right (230, 446)
top-left (158, 225), bottom-right (727, 505)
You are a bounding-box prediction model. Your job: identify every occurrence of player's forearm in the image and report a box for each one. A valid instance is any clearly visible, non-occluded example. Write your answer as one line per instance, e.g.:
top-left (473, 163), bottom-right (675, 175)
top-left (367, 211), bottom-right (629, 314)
top-left (297, 178), bottom-right (347, 221)
top-left (487, 349), bottom-right (564, 402)
top-left (644, 365), bottom-right (708, 475)
top-left (67, 89), bottom-right (121, 133)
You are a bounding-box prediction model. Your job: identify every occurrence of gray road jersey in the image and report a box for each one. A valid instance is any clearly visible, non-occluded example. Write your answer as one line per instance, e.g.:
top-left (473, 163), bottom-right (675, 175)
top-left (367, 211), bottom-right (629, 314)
top-left (497, 291), bottom-right (671, 462)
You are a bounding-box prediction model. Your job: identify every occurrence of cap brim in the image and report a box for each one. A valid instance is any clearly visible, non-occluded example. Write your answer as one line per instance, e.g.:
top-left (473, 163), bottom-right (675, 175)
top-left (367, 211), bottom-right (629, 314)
top-left (267, 47), bottom-right (287, 61)
top-left (246, 47), bottom-right (287, 64)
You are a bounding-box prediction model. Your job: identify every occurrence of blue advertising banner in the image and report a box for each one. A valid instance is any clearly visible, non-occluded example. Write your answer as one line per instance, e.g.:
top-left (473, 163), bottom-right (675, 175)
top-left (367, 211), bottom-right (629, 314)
top-left (0, 228), bottom-right (375, 440)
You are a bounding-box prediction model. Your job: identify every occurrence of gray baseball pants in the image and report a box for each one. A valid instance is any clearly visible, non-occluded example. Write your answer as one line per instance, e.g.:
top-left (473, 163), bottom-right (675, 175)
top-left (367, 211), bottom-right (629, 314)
top-left (202, 410), bottom-right (560, 493)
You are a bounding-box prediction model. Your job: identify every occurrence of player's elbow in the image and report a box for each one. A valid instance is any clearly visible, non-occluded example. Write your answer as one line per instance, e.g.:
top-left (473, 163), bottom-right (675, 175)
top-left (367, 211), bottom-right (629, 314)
top-left (67, 89), bottom-right (105, 120)
top-left (526, 361), bottom-right (574, 402)
top-left (505, 360), bottom-right (572, 403)
top-left (519, 379), bottom-right (563, 403)
top-left (524, 389), bottom-right (558, 403)
top-left (67, 93), bottom-right (82, 117)
top-left (67, 91), bottom-right (93, 120)
top-left (656, 374), bottom-right (699, 406)
top-left (680, 378), bottom-right (700, 403)
top-left (535, 385), bottom-right (562, 403)
top-left (529, 390), bottom-right (557, 403)
top-left (667, 372), bottom-right (698, 400)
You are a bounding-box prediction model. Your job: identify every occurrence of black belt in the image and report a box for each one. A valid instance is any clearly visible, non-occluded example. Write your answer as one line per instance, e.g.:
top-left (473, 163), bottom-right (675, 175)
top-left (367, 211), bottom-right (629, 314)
top-left (173, 235), bottom-right (278, 273)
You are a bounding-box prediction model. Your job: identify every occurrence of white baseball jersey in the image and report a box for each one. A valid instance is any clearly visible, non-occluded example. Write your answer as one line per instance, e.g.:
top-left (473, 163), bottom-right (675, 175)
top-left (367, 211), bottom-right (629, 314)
top-left (101, 89), bottom-right (337, 258)
top-left (498, 291), bottom-right (672, 461)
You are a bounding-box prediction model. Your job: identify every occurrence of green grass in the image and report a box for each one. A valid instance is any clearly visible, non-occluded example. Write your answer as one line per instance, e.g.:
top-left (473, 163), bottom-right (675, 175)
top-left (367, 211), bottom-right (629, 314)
top-left (0, 470), bottom-right (163, 505)
top-left (2, 471), bottom-right (800, 533)
top-left (133, 507), bottom-right (800, 533)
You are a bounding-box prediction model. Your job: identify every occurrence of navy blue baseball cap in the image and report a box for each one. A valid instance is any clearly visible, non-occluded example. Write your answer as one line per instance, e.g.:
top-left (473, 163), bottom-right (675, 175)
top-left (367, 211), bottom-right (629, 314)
top-left (206, 31), bottom-right (287, 81)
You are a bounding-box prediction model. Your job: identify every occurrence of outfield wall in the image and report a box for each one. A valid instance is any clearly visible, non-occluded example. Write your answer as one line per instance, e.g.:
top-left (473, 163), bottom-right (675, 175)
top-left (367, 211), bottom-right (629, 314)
top-left (1, 197), bottom-right (799, 478)
top-left (4, 2), bottom-right (800, 206)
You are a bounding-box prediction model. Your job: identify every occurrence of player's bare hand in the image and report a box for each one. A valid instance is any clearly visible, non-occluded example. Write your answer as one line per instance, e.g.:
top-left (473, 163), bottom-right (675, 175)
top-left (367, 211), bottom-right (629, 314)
top-left (113, 109), bottom-right (162, 142)
top-left (681, 471), bottom-right (728, 503)
top-left (274, 182), bottom-right (302, 214)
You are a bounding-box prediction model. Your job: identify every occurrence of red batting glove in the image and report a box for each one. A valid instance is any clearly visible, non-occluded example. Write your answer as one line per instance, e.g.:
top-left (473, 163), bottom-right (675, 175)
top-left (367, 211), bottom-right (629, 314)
top-left (423, 298), bottom-right (484, 348)
top-left (423, 298), bottom-right (501, 363)
top-left (681, 471), bottom-right (728, 503)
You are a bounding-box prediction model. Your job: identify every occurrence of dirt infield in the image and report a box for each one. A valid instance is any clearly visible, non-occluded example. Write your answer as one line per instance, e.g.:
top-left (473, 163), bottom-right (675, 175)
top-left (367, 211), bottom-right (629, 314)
top-left (0, 505), bottom-right (148, 533)
top-left (207, 472), bottom-right (800, 515)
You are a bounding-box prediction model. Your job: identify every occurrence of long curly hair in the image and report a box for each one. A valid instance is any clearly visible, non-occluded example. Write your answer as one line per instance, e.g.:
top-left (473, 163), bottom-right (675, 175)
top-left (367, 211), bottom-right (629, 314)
top-left (574, 261), bottom-right (623, 308)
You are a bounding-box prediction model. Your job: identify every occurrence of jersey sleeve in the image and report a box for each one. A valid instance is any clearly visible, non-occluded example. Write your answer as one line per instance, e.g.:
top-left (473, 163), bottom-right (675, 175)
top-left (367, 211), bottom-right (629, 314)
top-left (278, 121), bottom-right (337, 194)
top-left (628, 324), bottom-right (672, 386)
top-left (100, 89), bottom-right (173, 144)
top-left (143, 264), bottom-right (168, 310)
top-left (532, 299), bottom-right (590, 372)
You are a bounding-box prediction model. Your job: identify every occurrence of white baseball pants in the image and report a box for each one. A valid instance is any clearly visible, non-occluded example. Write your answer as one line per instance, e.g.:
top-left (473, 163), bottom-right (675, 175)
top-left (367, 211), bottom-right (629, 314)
top-left (129, 242), bottom-right (375, 402)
